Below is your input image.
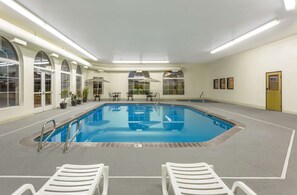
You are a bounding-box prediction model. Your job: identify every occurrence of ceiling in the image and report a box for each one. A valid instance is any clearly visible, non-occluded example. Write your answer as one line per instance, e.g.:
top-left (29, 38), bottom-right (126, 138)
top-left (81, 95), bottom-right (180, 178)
top-left (0, 0), bottom-right (297, 65)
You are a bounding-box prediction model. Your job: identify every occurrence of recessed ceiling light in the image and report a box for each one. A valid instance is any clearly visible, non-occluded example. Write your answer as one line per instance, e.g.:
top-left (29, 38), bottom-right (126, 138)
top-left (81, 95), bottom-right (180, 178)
top-left (112, 60), bottom-right (169, 64)
top-left (211, 18), bottom-right (280, 54)
top-left (283, 0), bottom-right (296, 10)
top-left (0, 0), bottom-right (98, 61)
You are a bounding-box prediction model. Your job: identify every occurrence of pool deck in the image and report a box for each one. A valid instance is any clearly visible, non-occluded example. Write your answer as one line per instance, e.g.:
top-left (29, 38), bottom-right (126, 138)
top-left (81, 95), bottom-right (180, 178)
top-left (0, 100), bottom-right (296, 194)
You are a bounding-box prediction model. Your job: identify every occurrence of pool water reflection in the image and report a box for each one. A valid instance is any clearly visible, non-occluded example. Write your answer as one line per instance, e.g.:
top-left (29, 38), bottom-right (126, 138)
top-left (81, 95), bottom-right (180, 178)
top-left (42, 104), bottom-right (234, 143)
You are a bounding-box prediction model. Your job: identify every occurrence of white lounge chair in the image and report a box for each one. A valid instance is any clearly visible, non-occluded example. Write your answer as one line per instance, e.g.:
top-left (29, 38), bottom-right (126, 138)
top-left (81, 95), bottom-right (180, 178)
top-left (162, 162), bottom-right (257, 195)
top-left (12, 164), bottom-right (109, 195)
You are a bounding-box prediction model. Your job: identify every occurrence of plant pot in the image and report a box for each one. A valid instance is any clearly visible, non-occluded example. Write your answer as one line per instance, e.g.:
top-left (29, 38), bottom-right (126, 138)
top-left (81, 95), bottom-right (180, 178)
top-left (60, 102), bottom-right (67, 109)
top-left (77, 99), bottom-right (82, 105)
top-left (71, 100), bottom-right (77, 106)
top-left (83, 97), bottom-right (87, 102)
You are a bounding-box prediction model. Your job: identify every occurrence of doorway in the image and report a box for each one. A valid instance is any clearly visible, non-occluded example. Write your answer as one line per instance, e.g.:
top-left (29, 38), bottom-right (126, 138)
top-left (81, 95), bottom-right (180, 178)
top-left (34, 70), bottom-right (53, 112)
top-left (266, 71), bottom-right (282, 111)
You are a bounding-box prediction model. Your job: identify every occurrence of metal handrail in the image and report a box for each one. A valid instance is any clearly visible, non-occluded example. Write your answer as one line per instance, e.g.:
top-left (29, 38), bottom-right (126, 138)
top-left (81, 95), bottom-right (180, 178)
top-left (63, 120), bottom-right (82, 153)
top-left (153, 92), bottom-right (161, 115)
top-left (37, 120), bottom-right (56, 152)
top-left (154, 92), bottom-right (160, 106)
top-left (199, 92), bottom-right (205, 103)
top-left (199, 92), bottom-right (204, 98)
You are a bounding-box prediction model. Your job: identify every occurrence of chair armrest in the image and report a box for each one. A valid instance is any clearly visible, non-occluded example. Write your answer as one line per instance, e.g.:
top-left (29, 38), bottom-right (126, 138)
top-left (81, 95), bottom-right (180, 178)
top-left (11, 184), bottom-right (37, 195)
top-left (231, 181), bottom-right (257, 195)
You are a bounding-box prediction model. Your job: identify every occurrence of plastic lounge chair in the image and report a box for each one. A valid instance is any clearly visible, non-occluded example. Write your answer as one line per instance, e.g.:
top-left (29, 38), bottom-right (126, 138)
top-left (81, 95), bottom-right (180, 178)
top-left (162, 162), bottom-right (257, 195)
top-left (108, 92), bottom-right (114, 101)
top-left (12, 164), bottom-right (109, 195)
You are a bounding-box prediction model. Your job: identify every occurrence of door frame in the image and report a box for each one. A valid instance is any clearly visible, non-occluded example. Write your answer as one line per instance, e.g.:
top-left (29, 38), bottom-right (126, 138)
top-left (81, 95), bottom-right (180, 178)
top-left (265, 71), bottom-right (282, 112)
top-left (34, 68), bottom-right (54, 113)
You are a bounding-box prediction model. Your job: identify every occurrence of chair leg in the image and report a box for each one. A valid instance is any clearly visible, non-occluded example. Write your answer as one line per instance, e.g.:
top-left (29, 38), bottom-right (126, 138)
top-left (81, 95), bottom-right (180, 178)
top-left (102, 166), bottom-right (109, 195)
top-left (95, 185), bottom-right (100, 195)
top-left (162, 165), bottom-right (169, 195)
top-left (231, 181), bottom-right (257, 195)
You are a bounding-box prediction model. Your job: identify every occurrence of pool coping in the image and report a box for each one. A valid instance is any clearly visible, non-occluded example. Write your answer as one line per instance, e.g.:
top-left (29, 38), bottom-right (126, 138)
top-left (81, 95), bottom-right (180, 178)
top-left (19, 102), bottom-right (245, 150)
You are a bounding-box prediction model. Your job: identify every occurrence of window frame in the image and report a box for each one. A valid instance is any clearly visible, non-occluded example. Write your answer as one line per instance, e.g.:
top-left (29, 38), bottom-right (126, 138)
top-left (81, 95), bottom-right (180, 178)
top-left (163, 70), bottom-right (185, 95)
top-left (0, 36), bottom-right (20, 109)
top-left (128, 71), bottom-right (150, 95)
top-left (76, 65), bottom-right (82, 95)
top-left (93, 77), bottom-right (103, 95)
top-left (60, 60), bottom-right (71, 97)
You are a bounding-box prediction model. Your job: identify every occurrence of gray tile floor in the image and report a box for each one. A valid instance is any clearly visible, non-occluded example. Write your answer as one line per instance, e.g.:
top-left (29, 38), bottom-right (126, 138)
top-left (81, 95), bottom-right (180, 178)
top-left (0, 101), bottom-right (296, 194)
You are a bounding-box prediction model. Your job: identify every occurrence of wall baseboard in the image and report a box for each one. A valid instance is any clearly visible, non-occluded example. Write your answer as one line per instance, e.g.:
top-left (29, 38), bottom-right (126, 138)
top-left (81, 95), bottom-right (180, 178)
top-left (282, 110), bottom-right (297, 115)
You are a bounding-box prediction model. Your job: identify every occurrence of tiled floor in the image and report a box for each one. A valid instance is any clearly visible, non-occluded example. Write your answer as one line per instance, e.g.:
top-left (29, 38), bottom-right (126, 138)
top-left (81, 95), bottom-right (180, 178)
top-left (0, 100), bottom-right (296, 194)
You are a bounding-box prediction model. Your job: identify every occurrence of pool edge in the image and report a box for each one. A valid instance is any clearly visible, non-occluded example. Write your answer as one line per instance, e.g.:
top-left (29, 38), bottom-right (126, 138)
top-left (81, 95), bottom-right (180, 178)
top-left (19, 101), bottom-right (245, 150)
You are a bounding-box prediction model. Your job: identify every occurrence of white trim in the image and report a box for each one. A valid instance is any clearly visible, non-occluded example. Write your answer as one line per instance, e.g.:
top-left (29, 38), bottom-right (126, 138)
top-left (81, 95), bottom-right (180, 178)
top-left (34, 66), bottom-right (55, 73)
top-left (281, 130), bottom-right (295, 179)
top-left (61, 71), bottom-right (71, 74)
top-left (163, 77), bottom-right (184, 80)
top-left (0, 57), bottom-right (19, 65)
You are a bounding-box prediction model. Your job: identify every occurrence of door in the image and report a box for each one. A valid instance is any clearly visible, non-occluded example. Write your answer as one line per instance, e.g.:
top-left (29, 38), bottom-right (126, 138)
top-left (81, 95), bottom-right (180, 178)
top-left (34, 70), bottom-right (53, 112)
top-left (266, 71), bottom-right (282, 111)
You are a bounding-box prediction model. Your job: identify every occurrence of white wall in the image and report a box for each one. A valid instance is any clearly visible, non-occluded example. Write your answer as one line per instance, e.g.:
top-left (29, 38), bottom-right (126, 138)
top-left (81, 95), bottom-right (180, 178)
top-left (85, 64), bottom-right (207, 100)
top-left (206, 34), bottom-right (297, 114)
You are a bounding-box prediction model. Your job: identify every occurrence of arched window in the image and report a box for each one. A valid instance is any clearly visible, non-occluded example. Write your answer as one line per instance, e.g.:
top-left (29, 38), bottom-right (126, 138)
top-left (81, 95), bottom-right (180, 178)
top-left (33, 51), bottom-right (53, 108)
top-left (61, 60), bottom-right (70, 96)
top-left (76, 65), bottom-right (82, 95)
top-left (34, 51), bottom-right (51, 69)
top-left (128, 71), bottom-right (150, 95)
top-left (163, 70), bottom-right (184, 95)
top-left (0, 36), bottom-right (20, 108)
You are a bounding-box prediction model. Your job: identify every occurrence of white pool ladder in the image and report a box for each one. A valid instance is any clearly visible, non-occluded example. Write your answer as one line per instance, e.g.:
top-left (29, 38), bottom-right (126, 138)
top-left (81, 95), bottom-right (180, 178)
top-left (37, 120), bottom-right (57, 152)
top-left (63, 120), bottom-right (82, 153)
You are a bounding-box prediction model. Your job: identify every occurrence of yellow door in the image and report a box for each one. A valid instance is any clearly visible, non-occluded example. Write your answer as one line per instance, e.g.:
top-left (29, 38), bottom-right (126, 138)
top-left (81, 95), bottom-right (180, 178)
top-left (266, 71), bottom-right (282, 111)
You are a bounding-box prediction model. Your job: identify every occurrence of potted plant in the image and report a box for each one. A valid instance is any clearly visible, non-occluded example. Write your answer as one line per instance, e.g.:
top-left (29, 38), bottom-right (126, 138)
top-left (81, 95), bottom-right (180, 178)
top-left (83, 87), bottom-right (89, 102)
top-left (71, 93), bottom-right (77, 106)
top-left (60, 89), bottom-right (68, 109)
top-left (77, 90), bottom-right (82, 105)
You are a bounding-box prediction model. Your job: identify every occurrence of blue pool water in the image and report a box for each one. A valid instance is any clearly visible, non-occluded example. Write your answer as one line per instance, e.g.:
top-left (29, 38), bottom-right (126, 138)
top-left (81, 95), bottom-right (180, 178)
top-left (41, 104), bottom-right (234, 143)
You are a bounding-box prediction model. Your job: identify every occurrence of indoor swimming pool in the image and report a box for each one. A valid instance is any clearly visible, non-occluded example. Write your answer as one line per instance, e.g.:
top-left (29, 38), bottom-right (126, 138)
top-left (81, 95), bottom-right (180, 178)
top-left (38, 104), bottom-right (234, 143)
